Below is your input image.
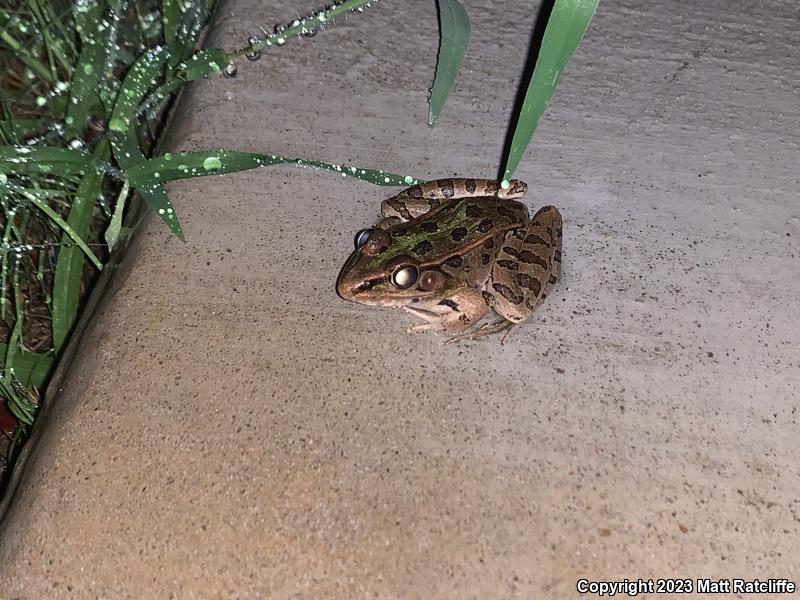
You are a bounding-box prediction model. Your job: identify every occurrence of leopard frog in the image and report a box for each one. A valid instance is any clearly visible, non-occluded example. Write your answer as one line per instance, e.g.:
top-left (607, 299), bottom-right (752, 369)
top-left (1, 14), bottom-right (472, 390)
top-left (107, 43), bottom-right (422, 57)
top-left (336, 178), bottom-right (562, 343)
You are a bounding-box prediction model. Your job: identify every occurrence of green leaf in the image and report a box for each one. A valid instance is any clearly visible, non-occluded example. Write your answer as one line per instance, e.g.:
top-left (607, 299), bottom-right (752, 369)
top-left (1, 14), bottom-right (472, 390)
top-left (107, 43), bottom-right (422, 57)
top-left (138, 184), bottom-right (185, 241)
top-left (428, 0), bottom-right (470, 127)
top-left (108, 47), bottom-right (167, 136)
top-left (17, 186), bottom-right (103, 270)
top-left (105, 178), bottom-right (129, 251)
top-left (500, 0), bottom-right (598, 183)
top-left (176, 48), bottom-right (229, 81)
top-left (167, 0), bottom-right (206, 70)
top-left (162, 0), bottom-right (180, 45)
top-left (52, 141), bottom-right (108, 353)
top-left (65, 0), bottom-right (105, 138)
top-left (125, 149), bottom-right (424, 188)
top-left (0, 146), bottom-right (97, 177)
top-left (0, 344), bottom-right (52, 390)
top-left (0, 118), bottom-right (44, 142)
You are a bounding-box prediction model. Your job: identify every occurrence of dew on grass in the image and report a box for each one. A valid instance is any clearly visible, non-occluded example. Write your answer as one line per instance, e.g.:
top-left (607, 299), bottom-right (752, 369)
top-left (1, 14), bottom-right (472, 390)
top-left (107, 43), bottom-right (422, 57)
top-left (202, 157), bottom-right (222, 171)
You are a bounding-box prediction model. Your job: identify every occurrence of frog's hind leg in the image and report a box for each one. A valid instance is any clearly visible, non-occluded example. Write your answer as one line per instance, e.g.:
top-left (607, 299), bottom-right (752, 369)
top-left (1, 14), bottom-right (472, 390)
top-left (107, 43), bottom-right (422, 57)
top-left (486, 205), bottom-right (563, 330)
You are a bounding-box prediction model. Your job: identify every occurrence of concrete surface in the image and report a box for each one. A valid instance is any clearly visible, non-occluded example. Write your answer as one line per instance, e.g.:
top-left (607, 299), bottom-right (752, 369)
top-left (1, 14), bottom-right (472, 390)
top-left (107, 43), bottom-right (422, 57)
top-left (1, 0), bottom-right (799, 597)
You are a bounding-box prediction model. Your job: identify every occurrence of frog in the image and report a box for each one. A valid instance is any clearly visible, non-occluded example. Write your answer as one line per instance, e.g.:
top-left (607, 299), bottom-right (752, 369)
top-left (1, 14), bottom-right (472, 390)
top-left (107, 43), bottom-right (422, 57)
top-left (336, 178), bottom-right (562, 343)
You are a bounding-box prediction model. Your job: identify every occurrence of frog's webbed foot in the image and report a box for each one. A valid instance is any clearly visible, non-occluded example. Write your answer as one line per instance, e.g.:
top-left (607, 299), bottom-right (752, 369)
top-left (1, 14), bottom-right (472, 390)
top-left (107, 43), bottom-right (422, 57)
top-left (444, 318), bottom-right (522, 345)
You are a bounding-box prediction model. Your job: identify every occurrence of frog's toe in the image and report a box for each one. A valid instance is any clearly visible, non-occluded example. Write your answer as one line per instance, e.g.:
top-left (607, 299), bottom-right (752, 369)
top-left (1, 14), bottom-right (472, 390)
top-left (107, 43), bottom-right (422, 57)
top-left (445, 319), bottom-right (514, 344)
top-left (402, 306), bottom-right (441, 324)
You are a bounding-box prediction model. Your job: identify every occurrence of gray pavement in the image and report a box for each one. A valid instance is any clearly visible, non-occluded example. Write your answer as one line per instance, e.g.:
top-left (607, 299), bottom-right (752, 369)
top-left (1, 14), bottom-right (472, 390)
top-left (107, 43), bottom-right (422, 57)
top-left (1, 0), bottom-right (798, 597)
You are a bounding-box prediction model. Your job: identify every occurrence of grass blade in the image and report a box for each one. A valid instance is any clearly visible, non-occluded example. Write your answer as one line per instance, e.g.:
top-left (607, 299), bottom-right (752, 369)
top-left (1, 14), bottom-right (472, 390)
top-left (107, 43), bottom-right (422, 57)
top-left (51, 141), bottom-right (108, 353)
top-left (18, 187), bottom-right (103, 270)
top-left (65, 0), bottom-right (106, 139)
top-left (108, 47), bottom-right (167, 137)
top-left (500, 0), bottom-right (598, 183)
top-left (125, 149), bottom-right (424, 188)
top-left (137, 184), bottom-right (184, 240)
top-left (162, 0), bottom-right (179, 45)
top-left (428, 0), bottom-right (470, 127)
top-left (0, 146), bottom-right (97, 177)
top-left (0, 344), bottom-right (52, 389)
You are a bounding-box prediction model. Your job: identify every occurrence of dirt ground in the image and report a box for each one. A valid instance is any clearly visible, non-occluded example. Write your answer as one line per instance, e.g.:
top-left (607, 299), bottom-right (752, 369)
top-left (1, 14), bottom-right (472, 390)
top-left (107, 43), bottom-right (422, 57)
top-left (1, 0), bottom-right (798, 597)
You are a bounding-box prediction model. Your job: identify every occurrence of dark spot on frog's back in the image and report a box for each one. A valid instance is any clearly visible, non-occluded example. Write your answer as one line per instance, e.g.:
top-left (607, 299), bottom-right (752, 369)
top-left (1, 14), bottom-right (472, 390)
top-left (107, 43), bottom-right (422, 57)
top-left (450, 227), bottom-right (468, 241)
top-left (481, 254), bottom-right (491, 265)
top-left (419, 221), bottom-right (438, 233)
top-left (482, 238), bottom-right (495, 249)
top-left (465, 179), bottom-right (477, 194)
top-left (407, 185), bottom-right (423, 199)
top-left (392, 227), bottom-right (409, 237)
top-left (497, 206), bottom-right (518, 220)
top-left (477, 219), bottom-right (494, 233)
top-left (438, 179), bottom-right (455, 198)
top-left (465, 204), bottom-right (482, 218)
top-left (412, 240), bottom-right (434, 255)
top-left (445, 255), bottom-right (463, 268)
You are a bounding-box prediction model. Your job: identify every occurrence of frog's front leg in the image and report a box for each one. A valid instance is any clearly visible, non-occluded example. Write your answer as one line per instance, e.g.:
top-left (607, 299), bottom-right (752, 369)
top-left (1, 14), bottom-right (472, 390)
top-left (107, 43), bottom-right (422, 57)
top-left (402, 288), bottom-right (489, 335)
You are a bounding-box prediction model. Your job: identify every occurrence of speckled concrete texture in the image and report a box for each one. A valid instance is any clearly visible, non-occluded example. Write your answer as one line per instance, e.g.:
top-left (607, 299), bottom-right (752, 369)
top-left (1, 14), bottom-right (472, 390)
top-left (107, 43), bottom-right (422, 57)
top-left (1, 0), bottom-right (799, 597)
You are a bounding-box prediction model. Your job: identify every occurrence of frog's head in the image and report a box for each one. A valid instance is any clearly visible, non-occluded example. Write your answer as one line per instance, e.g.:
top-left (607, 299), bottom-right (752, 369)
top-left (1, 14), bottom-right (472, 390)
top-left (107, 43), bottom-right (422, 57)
top-left (336, 227), bottom-right (463, 307)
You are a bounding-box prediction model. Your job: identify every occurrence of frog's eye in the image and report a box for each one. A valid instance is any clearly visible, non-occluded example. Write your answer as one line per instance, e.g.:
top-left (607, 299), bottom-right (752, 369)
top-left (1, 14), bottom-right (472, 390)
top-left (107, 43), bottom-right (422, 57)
top-left (391, 265), bottom-right (418, 289)
top-left (354, 229), bottom-right (373, 249)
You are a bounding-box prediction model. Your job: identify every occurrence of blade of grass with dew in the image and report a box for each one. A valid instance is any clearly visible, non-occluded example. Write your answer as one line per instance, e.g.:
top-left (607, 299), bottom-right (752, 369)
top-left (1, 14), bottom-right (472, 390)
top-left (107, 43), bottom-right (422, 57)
top-left (2, 304), bottom-right (37, 426)
top-left (167, 0), bottom-right (206, 71)
top-left (114, 127), bottom-right (185, 239)
top-left (0, 146), bottom-right (98, 178)
top-left (125, 149), bottom-right (424, 188)
top-left (428, 0), bottom-right (470, 127)
top-left (0, 344), bottom-right (52, 389)
top-left (64, 0), bottom-right (106, 139)
top-left (177, 48), bottom-right (229, 81)
top-left (16, 186), bottom-right (102, 270)
top-left (237, 0), bottom-right (378, 58)
top-left (0, 119), bottom-right (44, 142)
top-left (108, 47), bottom-right (168, 138)
top-left (0, 12), bottom-right (56, 85)
top-left (51, 141), bottom-right (108, 353)
top-left (162, 0), bottom-right (179, 45)
top-left (500, 0), bottom-right (598, 183)
top-left (104, 179), bottom-right (128, 251)
top-left (107, 46), bottom-right (186, 238)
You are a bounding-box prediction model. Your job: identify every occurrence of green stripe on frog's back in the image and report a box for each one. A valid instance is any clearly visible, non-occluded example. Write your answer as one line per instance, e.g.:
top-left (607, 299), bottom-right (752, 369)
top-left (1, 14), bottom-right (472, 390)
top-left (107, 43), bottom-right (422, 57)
top-left (391, 198), bottom-right (527, 267)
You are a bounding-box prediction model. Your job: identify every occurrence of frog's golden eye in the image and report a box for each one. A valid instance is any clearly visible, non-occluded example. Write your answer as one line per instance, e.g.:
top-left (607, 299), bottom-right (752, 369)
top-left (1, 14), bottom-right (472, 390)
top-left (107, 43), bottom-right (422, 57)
top-left (354, 229), bottom-right (373, 249)
top-left (391, 265), bottom-right (418, 289)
